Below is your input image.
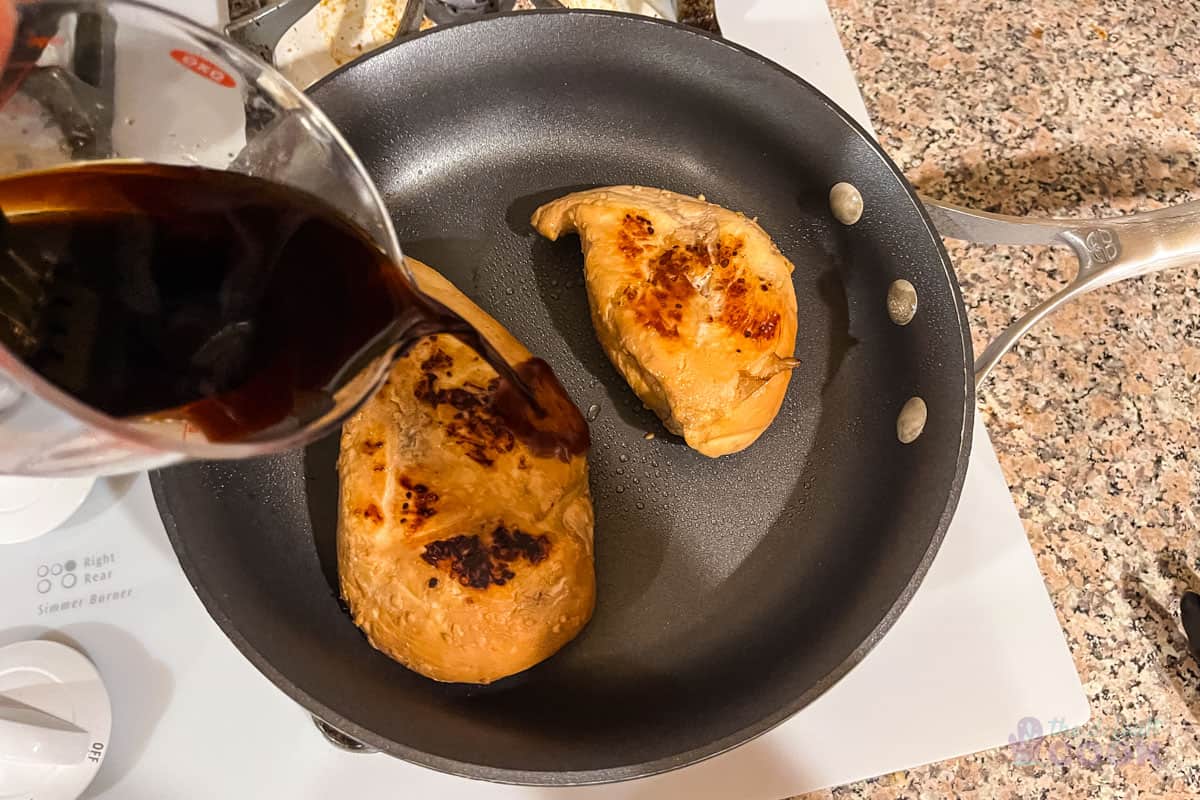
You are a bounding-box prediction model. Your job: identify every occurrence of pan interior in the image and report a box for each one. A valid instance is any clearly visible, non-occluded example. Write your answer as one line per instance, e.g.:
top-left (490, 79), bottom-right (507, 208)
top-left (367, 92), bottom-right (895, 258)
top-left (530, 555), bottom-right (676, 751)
top-left (155, 12), bottom-right (971, 783)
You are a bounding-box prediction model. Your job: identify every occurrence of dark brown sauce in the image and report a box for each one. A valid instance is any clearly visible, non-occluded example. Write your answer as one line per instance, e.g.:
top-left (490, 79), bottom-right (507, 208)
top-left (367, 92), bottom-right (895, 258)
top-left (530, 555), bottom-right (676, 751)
top-left (492, 359), bottom-right (590, 463)
top-left (0, 162), bottom-right (587, 455)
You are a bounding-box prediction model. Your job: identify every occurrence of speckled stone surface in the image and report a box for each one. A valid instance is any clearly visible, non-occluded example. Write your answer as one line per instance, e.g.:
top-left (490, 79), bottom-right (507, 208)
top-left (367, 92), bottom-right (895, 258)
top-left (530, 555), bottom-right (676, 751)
top-left (808, 1), bottom-right (1200, 797)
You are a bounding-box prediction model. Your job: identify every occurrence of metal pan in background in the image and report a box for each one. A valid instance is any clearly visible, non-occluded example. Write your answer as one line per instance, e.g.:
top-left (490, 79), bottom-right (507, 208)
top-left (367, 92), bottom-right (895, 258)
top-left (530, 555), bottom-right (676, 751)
top-left (152, 9), bottom-right (1200, 785)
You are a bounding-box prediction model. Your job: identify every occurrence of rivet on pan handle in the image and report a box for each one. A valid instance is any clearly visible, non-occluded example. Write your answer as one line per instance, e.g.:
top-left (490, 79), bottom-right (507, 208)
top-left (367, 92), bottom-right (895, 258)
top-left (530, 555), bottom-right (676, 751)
top-left (923, 198), bottom-right (1200, 389)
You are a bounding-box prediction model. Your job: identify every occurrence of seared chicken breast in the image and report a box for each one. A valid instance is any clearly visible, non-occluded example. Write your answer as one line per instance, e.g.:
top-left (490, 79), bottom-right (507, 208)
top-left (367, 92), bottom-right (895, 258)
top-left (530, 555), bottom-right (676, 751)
top-left (532, 186), bottom-right (798, 457)
top-left (338, 259), bottom-right (594, 684)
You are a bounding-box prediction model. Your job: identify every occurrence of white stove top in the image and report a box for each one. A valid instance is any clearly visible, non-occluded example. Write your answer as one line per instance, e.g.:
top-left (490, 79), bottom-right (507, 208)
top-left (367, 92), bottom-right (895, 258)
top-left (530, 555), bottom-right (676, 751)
top-left (0, 1), bottom-right (1089, 797)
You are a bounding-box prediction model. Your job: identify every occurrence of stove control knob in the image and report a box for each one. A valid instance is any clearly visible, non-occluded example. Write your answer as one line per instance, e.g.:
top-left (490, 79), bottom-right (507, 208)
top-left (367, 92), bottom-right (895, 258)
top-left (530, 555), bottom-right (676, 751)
top-left (0, 641), bottom-right (112, 800)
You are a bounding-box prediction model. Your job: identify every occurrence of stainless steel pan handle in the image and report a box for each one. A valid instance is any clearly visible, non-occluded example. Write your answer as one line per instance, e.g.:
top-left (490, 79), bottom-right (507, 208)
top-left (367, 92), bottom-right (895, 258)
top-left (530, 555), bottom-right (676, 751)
top-left (923, 199), bottom-right (1200, 389)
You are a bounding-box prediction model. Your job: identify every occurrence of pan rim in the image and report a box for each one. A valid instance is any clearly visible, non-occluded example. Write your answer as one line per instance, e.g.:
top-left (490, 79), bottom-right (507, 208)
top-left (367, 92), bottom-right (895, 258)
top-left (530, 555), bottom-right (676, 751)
top-left (159, 7), bottom-right (975, 786)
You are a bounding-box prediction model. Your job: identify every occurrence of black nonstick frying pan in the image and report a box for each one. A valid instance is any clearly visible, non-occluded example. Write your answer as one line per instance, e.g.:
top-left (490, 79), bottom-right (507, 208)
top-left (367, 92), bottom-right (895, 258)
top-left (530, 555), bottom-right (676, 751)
top-left (153, 10), bottom-right (975, 784)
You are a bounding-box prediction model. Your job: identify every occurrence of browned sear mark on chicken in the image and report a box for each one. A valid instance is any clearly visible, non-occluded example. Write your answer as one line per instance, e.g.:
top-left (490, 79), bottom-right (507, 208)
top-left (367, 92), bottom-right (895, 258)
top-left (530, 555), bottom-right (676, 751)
top-left (397, 476), bottom-right (438, 528)
top-left (721, 274), bottom-right (781, 340)
top-left (710, 236), bottom-right (739, 271)
top-left (491, 526), bottom-right (551, 564)
top-left (420, 526), bottom-right (552, 589)
top-left (617, 212), bottom-right (656, 259)
top-left (413, 358), bottom-right (516, 466)
top-left (628, 213), bottom-right (655, 236)
top-left (623, 243), bottom-right (698, 338)
top-left (420, 349), bottom-right (453, 374)
top-left (359, 503), bottom-right (383, 524)
top-left (622, 233), bottom-right (750, 339)
top-left (744, 315), bottom-right (780, 339)
top-left (360, 439), bottom-right (383, 455)
top-left (702, 235), bottom-right (781, 342)
top-left (419, 534), bottom-right (509, 591)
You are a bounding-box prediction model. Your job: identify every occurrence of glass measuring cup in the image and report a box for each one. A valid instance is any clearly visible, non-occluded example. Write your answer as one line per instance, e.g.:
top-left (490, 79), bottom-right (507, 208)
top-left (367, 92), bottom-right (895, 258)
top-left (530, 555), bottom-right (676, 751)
top-left (0, 0), bottom-right (407, 476)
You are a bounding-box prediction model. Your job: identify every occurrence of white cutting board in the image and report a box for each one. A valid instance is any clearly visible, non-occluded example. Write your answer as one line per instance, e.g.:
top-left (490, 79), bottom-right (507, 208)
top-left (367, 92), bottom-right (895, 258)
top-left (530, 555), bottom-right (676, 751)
top-left (0, 0), bottom-right (1088, 797)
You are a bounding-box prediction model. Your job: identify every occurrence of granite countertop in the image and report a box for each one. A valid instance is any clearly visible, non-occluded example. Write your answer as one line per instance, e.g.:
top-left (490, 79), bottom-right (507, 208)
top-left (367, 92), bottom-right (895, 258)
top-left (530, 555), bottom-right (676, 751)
top-left (815, 0), bottom-right (1200, 797)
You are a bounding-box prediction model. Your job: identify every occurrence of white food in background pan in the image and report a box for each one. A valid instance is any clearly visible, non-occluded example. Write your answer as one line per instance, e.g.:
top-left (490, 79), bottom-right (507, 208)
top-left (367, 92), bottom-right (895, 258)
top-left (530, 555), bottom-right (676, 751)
top-left (276, 0), bottom-right (427, 89)
top-left (275, 0), bottom-right (673, 89)
top-left (560, 0), bottom-right (669, 16)
top-left (0, 94), bottom-right (67, 173)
